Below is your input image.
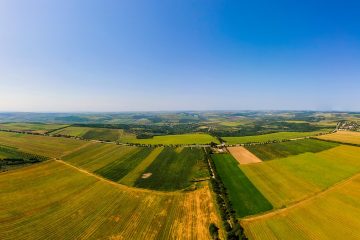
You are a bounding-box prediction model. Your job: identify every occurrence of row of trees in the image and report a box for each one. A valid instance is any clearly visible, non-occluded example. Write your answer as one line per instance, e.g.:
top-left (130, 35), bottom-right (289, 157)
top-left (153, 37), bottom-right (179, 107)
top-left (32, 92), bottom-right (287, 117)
top-left (205, 149), bottom-right (247, 240)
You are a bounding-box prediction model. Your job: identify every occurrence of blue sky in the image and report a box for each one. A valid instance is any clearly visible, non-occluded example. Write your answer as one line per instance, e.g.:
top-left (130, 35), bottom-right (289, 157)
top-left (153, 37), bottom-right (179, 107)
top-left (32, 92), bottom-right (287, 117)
top-left (0, 0), bottom-right (359, 112)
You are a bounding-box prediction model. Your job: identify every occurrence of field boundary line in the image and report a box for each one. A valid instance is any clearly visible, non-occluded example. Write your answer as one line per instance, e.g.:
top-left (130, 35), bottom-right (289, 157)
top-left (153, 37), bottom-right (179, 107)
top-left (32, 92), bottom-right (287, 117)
top-left (241, 171), bottom-right (360, 222)
top-left (55, 159), bottom-right (183, 196)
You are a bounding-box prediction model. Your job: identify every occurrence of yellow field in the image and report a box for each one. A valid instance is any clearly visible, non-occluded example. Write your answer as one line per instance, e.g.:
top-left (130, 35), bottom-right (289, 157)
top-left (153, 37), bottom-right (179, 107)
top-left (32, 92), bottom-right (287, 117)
top-left (316, 131), bottom-right (360, 145)
top-left (0, 131), bottom-right (87, 158)
top-left (242, 173), bottom-right (360, 240)
top-left (0, 160), bottom-right (222, 240)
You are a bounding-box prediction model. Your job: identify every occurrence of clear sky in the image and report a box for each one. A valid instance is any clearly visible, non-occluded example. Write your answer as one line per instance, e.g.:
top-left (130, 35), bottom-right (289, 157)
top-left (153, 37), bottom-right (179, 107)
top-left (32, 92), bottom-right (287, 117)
top-left (0, 0), bottom-right (359, 112)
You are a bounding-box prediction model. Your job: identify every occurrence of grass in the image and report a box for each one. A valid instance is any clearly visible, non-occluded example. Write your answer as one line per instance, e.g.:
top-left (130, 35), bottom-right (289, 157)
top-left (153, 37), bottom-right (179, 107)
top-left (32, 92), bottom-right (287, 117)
top-left (316, 131), bottom-right (360, 145)
top-left (134, 147), bottom-right (209, 191)
top-left (241, 145), bottom-right (360, 208)
top-left (242, 173), bottom-right (360, 240)
top-left (211, 154), bottom-right (273, 217)
top-left (0, 122), bottom-right (67, 134)
top-left (245, 139), bottom-right (339, 161)
top-left (52, 126), bottom-right (132, 142)
top-left (121, 133), bottom-right (219, 145)
top-left (0, 160), bottom-right (223, 240)
top-left (222, 130), bottom-right (331, 144)
top-left (0, 131), bottom-right (87, 158)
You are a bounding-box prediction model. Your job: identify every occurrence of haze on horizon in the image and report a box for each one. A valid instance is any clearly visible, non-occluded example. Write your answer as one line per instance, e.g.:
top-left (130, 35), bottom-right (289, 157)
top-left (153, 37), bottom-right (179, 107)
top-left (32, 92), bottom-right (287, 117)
top-left (1, 0), bottom-right (360, 112)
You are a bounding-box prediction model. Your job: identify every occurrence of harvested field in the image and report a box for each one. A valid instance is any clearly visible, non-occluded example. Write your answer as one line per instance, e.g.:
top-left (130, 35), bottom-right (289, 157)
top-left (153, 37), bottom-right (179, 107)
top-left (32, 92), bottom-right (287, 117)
top-left (316, 131), bottom-right (360, 145)
top-left (0, 160), bottom-right (223, 240)
top-left (242, 173), bottom-right (360, 240)
top-left (228, 146), bottom-right (262, 164)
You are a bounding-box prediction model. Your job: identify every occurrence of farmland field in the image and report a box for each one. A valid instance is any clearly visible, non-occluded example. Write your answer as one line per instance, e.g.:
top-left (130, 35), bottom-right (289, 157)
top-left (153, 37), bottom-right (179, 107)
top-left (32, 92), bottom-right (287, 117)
top-left (211, 154), bottom-right (273, 217)
top-left (245, 139), bottom-right (339, 161)
top-left (242, 173), bottom-right (360, 240)
top-left (134, 147), bottom-right (209, 191)
top-left (0, 131), bottom-right (87, 158)
top-left (0, 122), bottom-right (67, 134)
top-left (315, 131), bottom-right (360, 145)
top-left (0, 160), bottom-right (223, 240)
top-left (222, 130), bottom-right (331, 145)
top-left (121, 133), bottom-right (219, 145)
top-left (52, 126), bottom-right (132, 142)
top-left (63, 144), bottom-right (208, 191)
top-left (241, 145), bottom-right (360, 208)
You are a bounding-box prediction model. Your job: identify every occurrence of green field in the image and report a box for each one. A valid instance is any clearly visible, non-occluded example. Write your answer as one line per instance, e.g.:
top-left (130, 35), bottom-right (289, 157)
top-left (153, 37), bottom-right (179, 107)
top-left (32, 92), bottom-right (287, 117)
top-left (0, 122), bottom-right (67, 134)
top-left (223, 130), bottom-right (331, 144)
top-left (211, 154), bottom-right (273, 217)
top-left (63, 144), bottom-right (208, 191)
top-left (134, 147), bottom-right (209, 191)
top-left (0, 131), bottom-right (87, 158)
top-left (121, 133), bottom-right (219, 145)
top-left (52, 126), bottom-right (132, 142)
top-left (0, 160), bottom-right (222, 239)
top-left (245, 139), bottom-right (339, 161)
top-left (242, 173), bottom-right (360, 240)
top-left (241, 145), bottom-right (360, 208)
top-left (95, 147), bottom-right (154, 182)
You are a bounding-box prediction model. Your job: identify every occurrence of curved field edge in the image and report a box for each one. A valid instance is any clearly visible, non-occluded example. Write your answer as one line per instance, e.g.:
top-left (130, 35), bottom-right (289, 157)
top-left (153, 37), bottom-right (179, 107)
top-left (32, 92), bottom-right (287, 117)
top-left (241, 173), bottom-right (360, 240)
top-left (0, 160), bottom-right (222, 240)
